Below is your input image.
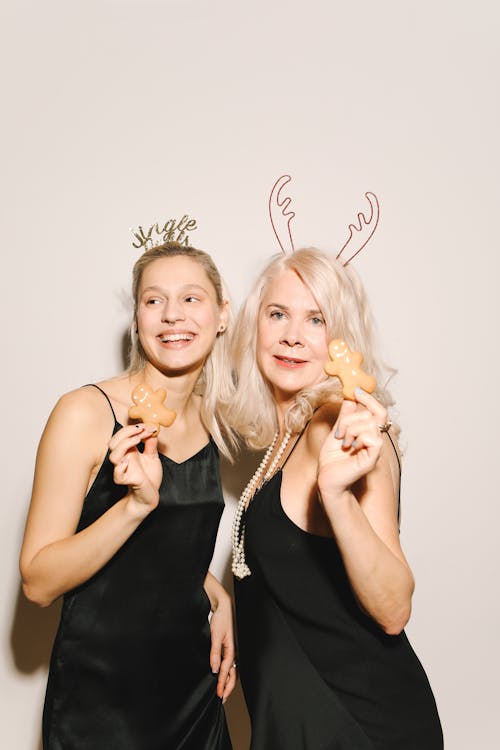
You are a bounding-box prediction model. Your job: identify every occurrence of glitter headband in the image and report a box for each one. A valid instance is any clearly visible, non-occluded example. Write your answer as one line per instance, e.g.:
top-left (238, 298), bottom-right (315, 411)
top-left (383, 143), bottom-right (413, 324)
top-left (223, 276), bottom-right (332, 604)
top-left (130, 214), bottom-right (198, 251)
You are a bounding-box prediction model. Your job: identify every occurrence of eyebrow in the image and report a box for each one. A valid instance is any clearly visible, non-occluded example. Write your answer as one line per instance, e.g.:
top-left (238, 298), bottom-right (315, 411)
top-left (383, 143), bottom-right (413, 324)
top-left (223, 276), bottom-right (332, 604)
top-left (265, 303), bottom-right (323, 316)
top-left (142, 284), bottom-right (209, 295)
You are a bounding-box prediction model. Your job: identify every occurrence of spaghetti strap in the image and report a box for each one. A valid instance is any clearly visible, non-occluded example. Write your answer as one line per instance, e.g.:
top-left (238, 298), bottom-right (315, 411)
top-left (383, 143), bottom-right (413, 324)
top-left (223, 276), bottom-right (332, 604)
top-left (281, 421), bottom-right (310, 471)
top-left (84, 384), bottom-right (119, 425)
top-left (385, 430), bottom-right (402, 525)
top-left (386, 430), bottom-right (401, 475)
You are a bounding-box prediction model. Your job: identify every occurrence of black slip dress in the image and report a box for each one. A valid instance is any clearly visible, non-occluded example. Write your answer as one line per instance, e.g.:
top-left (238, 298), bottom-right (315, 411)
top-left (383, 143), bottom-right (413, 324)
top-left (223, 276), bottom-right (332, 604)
top-left (43, 385), bottom-right (232, 750)
top-left (235, 431), bottom-right (443, 750)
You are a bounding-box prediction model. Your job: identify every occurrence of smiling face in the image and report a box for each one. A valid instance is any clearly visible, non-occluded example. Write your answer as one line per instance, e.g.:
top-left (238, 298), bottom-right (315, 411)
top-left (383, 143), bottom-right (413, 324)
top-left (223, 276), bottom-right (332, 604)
top-left (257, 269), bottom-right (329, 409)
top-left (136, 255), bottom-right (227, 376)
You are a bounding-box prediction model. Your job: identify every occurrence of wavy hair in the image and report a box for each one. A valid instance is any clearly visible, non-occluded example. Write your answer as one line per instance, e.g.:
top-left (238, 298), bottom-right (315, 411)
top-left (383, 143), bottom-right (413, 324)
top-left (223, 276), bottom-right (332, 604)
top-left (129, 241), bottom-right (236, 459)
top-left (228, 248), bottom-right (396, 449)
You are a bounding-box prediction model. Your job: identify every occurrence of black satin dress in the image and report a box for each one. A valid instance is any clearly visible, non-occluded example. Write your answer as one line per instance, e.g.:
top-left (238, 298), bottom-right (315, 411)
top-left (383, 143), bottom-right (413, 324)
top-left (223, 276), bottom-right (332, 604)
top-left (235, 441), bottom-right (443, 749)
top-left (43, 386), bottom-right (232, 750)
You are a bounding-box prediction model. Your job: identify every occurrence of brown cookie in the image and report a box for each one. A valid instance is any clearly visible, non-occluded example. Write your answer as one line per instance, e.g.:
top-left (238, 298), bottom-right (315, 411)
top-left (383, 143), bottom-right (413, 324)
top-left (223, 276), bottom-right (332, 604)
top-left (324, 339), bottom-right (376, 400)
top-left (128, 383), bottom-right (176, 433)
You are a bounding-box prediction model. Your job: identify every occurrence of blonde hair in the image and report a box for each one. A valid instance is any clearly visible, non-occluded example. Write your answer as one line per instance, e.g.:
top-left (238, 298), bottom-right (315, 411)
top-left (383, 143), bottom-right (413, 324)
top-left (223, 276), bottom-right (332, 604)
top-left (129, 242), bottom-right (236, 460)
top-left (228, 248), bottom-right (396, 449)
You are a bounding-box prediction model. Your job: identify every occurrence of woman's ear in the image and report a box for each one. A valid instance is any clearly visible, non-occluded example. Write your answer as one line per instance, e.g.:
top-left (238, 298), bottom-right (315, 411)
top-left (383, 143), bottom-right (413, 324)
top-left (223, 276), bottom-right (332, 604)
top-left (217, 300), bottom-right (230, 334)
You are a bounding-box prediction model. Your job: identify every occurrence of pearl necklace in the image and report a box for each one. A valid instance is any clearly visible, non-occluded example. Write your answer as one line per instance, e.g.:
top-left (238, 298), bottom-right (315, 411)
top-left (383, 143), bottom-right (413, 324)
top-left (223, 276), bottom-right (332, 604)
top-left (232, 428), bottom-right (292, 579)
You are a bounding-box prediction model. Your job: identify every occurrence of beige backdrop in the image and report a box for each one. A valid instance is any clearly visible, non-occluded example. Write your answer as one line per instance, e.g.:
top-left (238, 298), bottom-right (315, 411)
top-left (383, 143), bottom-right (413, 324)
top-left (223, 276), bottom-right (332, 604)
top-left (2, 0), bottom-right (499, 747)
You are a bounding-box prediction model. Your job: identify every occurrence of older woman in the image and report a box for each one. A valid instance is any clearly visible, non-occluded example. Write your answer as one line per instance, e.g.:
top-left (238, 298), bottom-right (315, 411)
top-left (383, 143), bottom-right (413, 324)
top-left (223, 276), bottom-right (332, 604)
top-left (229, 248), bottom-right (443, 749)
top-left (21, 242), bottom-right (236, 750)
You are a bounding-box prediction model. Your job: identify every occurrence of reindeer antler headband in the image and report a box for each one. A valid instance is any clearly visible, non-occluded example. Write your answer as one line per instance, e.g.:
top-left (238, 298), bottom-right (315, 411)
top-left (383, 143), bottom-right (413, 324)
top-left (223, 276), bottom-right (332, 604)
top-left (269, 174), bottom-right (380, 263)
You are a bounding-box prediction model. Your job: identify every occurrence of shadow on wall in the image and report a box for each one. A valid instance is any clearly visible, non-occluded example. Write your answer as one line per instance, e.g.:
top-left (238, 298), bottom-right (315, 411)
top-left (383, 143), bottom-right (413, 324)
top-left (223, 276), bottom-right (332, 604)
top-left (10, 580), bottom-right (60, 750)
top-left (226, 682), bottom-right (252, 750)
top-left (10, 584), bottom-right (61, 674)
top-left (121, 328), bottom-right (131, 370)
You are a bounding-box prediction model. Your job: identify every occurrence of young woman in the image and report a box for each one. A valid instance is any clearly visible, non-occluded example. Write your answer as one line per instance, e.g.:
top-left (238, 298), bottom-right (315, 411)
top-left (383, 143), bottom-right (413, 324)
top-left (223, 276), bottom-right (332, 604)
top-left (230, 248), bottom-right (443, 749)
top-left (20, 242), bottom-right (236, 750)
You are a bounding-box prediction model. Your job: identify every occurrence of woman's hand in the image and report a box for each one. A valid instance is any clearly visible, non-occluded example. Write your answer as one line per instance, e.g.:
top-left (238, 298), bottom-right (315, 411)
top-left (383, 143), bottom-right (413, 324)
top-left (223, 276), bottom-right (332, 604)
top-left (204, 574), bottom-right (237, 703)
top-left (210, 597), bottom-right (237, 703)
top-left (108, 424), bottom-right (163, 515)
top-left (318, 388), bottom-right (388, 501)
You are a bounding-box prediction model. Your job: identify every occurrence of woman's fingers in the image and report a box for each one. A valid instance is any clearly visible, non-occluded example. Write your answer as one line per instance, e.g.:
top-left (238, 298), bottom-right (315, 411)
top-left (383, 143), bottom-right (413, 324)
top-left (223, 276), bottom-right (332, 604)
top-left (113, 456), bottom-right (129, 484)
top-left (108, 424), bottom-right (147, 451)
top-left (333, 400), bottom-right (357, 439)
top-left (335, 410), bottom-right (375, 443)
top-left (353, 387), bottom-right (388, 423)
top-left (341, 415), bottom-right (381, 449)
top-left (321, 392), bottom-right (388, 492)
top-left (210, 635), bottom-right (222, 676)
top-left (142, 431), bottom-right (159, 457)
top-left (336, 411), bottom-right (370, 438)
top-left (334, 390), bottom-right (387, 448)
top-left (218, 646), bottom-right (236, 701)
top-left (108, 425), bottom-right (156, 465)
top-left (109, 435), bottom-right (143, 466)
top-left (222, 663), bottom-right (238, 703)
top-left (350, 429), bottom-right (381, 453)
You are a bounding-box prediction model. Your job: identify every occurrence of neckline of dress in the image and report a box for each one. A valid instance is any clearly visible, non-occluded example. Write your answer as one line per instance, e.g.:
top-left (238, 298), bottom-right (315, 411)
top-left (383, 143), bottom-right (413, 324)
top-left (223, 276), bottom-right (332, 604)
top-left (251, 470), bottom-right (336, 542)
top-left (114, 421), bottom-right (213, 466)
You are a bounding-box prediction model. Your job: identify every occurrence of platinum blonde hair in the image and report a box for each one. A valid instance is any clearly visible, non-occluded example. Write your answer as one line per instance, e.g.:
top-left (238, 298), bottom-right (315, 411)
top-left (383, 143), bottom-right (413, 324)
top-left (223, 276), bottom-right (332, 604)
top-left (129, 241), bottom-right (236, 460)
top-left (228, 248), bottom-right (396, 450)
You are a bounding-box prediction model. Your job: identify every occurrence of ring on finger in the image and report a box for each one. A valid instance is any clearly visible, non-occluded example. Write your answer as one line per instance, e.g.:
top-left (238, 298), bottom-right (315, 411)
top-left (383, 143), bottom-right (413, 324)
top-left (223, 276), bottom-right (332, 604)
top-left (377, 420), bottom-right (392, 433)
top-left (230, 661), bottom-right (237, 670)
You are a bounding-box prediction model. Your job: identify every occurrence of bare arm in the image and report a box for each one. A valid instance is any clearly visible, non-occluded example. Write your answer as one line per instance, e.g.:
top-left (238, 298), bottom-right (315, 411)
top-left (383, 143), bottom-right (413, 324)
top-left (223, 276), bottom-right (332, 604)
top-left (20, 388), bottom-right (159, 607)
top-left (204, 571), bottom-right (237, 702)
top-left (315, 393), bottom-right (414, 635)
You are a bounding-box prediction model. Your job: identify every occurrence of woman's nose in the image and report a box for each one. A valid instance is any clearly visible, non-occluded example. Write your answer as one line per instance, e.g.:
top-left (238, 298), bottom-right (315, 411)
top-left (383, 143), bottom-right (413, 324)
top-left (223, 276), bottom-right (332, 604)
top-left (161, 300), bottom-right (185, 324)
top-left (280, 322), bottom-right (304, 347)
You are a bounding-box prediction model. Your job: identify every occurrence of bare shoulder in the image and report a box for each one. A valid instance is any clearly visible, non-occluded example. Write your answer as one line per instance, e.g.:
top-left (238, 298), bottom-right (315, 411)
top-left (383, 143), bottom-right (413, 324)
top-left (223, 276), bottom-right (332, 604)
top-left (94, 373), bottom-right (141, 420)
top-left (50, 386), bottom-right (114, 431)
top-left (304, 400), bottom-right (342, 456)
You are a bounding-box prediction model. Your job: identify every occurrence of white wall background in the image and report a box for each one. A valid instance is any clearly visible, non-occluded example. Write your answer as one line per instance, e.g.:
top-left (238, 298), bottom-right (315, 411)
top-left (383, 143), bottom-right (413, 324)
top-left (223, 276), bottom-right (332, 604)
top-left (2, 0), bottom-right (499, 747)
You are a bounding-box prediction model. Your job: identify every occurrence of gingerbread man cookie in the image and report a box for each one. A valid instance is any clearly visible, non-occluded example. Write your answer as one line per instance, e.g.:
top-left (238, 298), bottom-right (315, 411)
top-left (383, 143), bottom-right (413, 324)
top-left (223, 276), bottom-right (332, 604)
top-left (324, 339), bottom-right (376, 400)
top-left (128, 383), bottom-right (176, 433)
